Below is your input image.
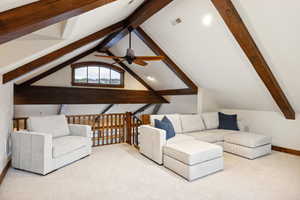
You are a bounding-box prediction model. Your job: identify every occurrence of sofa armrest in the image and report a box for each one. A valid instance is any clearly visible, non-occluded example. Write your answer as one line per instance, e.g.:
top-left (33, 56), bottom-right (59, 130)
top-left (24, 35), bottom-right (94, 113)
top-left (12, 131), bottom-right (53, 175)
top-left (138, 125), bottom-right (166, 165)
top-left (69, 124), bottom-right (91, 138)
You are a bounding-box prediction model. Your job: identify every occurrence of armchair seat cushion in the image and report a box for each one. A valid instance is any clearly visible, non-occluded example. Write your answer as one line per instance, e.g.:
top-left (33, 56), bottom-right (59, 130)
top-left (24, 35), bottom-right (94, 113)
top-left (53, 136), bottom-right (88, 158)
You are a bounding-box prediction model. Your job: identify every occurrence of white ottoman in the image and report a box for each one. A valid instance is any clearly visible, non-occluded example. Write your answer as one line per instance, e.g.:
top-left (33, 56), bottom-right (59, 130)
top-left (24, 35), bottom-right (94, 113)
top-left (163, 140), bottom-right (223, 181)
top-left (224, 133), bottom-right (272, 159)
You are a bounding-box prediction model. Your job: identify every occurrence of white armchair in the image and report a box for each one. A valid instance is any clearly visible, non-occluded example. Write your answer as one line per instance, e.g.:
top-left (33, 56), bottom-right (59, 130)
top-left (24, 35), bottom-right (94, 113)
top-left (12, 115), bottom-right (92, 175)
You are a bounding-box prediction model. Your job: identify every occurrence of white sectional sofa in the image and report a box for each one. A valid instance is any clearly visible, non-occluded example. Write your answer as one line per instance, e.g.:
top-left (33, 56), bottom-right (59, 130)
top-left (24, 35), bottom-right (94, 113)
top-left (138, 113), bottom-right (272, 181)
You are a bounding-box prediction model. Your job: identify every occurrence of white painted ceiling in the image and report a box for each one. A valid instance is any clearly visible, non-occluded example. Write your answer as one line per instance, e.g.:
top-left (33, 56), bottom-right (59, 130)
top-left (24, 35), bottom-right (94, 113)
top-left (2, 0), bottom-right (300, 113)
top-left (0, 0), bottom-right (145, 74)
top-left (141, 0), bottom-right (300, 112)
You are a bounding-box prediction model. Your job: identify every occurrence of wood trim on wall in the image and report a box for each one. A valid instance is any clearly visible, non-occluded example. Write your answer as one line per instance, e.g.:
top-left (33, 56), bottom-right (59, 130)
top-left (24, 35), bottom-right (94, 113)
top-left (211, 0), bottom-right (295, 120)
top-left (272, 146), bottom-right (300, 156)
top-left (0, 0), bottom-right (116, 45)
top-left (3, 21), bottom-right (124, 83)
top-left (14, 86), bottom-right (169, 104)
top-left (0, 160), bottom-right (11, 185)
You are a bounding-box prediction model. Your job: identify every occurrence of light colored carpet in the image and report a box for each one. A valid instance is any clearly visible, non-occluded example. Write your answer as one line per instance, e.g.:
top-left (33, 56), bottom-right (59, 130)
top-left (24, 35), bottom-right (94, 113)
top-left (1, 144), bottom-right (300, 200)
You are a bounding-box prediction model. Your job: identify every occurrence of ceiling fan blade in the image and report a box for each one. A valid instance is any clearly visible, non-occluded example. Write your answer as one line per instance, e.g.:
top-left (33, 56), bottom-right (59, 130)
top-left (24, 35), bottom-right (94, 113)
top-left (135, 56), bottom-right (164, 61)
top-left (95, 55), bottom-right (122, 59)
top-left (133, 59), bottom-right (148, 67)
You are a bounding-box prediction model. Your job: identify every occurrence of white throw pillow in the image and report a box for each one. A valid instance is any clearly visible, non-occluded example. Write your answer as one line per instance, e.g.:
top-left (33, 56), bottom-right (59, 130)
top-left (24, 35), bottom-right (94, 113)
top-left (180, 115), bottom-right (205, 133)
top-left (150, 114), bottom-right (183, 133)
top-left (202, 112), bottom-right (219, 130)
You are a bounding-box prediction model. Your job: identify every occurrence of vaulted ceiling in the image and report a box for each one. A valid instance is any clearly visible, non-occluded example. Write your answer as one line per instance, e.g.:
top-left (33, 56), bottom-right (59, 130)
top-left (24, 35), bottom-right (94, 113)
top-left (1, 0), bottom-right (300, 118)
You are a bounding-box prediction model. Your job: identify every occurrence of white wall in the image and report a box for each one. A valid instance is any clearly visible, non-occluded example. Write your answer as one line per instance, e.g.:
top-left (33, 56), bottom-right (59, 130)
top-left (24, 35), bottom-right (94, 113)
top-left (222, 109), bottom-right (300, 151)
top-left (198, 88), bottom-right (220, 113)
top-left (158, 95), bottom-right (197, 115)
top-left (0, 76), bottom-right (14, 174)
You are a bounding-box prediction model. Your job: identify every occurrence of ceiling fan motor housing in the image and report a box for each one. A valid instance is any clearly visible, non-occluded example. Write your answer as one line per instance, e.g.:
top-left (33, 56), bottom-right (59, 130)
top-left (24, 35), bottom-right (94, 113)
top-left (126, 48), bottom-right (135, 64)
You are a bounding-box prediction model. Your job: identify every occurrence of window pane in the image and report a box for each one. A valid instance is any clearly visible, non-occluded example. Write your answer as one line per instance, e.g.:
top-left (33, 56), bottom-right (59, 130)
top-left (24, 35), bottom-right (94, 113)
top-left (111, 70), bottom-right (121, 85)
top-left (100, 67), bottom-right (110, 84)
top-left (74, 67), bottom-right (87, 83)
top-left (88, 67), bottom-right (99, 84)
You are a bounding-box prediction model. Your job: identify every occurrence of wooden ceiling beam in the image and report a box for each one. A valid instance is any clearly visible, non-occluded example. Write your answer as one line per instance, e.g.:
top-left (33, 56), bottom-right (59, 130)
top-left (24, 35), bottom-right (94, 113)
top-left (211, 0), bottom-right (295, 120)
top-left (3, 21), bottom-right (124, 83)
top-left (0, 0), bottom-right (116, 45)
top-left (14, 86), bottom-right (169, 105)
top-left (133, 27), bottom-right (198, 91)
top-left (19, 47), bottom-right (98, 86)
top-left (156, 89), bottom-right (198, 96)
top-left (97, 0), bottom-right (174, 51)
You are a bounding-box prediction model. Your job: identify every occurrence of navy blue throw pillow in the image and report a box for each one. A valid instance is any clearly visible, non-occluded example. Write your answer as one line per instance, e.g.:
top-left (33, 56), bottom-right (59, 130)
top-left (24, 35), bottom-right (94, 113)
top-left (154, 116), bottom-right (176, 140)
top-left (218, 112), bottom-right (239, 131)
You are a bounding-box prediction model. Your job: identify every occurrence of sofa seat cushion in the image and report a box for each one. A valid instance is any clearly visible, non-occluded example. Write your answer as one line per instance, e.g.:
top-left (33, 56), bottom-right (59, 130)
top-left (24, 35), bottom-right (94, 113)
top-left (186, 132), bottom-right (225, 143)
top-left (163, 140), bottom-right (223, 165)
top-left (224, 133), bottom-right (272, 148)
top-left (53, 136), bottom-right (88, 158)
top-left (186, 129), bottom-right (237, 143)
top-left (166, 134), bottom-right (194, 145)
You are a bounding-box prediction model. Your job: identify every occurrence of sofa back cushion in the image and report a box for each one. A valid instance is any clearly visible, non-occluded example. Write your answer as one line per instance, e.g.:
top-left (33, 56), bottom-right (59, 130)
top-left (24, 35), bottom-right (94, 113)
top-left (27, 115), bottom-right (70, 138)
top-left (202, 112), bottom-right (219, 130)
top-left (180, 115), bottom-right (205, 133)
top-left (150, 114), bottom-right (182, 133)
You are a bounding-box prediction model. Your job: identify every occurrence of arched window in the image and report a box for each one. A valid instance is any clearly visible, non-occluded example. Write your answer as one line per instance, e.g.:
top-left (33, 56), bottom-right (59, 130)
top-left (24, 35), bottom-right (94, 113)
top-left (71, 62), bottom-right (125, 88)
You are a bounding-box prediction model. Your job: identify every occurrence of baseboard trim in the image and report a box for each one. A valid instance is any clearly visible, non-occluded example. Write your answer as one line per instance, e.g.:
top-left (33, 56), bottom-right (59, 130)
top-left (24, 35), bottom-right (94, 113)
top-left (0, 159), bottom-right (11, 185)
top-left (272, 145), bottom-right (300, 156)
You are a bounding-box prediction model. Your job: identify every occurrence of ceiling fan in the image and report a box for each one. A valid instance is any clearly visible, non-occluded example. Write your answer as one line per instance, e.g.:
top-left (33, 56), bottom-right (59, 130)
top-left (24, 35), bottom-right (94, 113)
top-left (95, 31), bottom-right (164, 67)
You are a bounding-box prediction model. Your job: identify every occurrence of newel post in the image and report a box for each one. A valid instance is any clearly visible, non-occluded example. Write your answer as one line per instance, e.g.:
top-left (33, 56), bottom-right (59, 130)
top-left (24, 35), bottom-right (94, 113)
top-left (125, 112), bottom-right (132, 145)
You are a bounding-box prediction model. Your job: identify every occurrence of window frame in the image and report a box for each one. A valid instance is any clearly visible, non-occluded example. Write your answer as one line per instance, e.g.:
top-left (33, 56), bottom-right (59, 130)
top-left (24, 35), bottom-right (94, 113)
top-left (71, 62), bottom-right (125, 88)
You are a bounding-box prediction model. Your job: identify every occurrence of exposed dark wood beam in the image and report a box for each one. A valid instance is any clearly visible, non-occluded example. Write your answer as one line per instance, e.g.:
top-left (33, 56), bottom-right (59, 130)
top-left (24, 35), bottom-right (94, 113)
top-left (19, 47), bottom-right (98, 86)
top-left (0, 0), bottom-right (116, 45)
top-left (133, 27), bottom-right (198, 91)
top-left (125, 0), bottom-right (173, 29)
top-left (211, 0), bottom-right (295, 120)
top-left (101, 104), bottom-right (114, 114)
top-left (97, 28), bottom-right (129, 51)
top-left (14, 86), bottom-right (169, 104)
top-left (156, 89), bottom-right (198, 96)
top-left (3, 21), bottom-right (124, 84)
top-left (152, 104), bottom-right (162, 114)
top-left (133, 104), bottom-right (153, 115)
top-left (97, 0), bottom-right (173, 51)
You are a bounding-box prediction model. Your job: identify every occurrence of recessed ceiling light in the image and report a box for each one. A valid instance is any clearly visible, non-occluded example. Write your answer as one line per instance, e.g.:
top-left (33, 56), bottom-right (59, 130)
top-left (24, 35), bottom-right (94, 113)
top-left (147, 76), bottom-right (156, 81)
top-left (202, 14), bottom-right (213, 26)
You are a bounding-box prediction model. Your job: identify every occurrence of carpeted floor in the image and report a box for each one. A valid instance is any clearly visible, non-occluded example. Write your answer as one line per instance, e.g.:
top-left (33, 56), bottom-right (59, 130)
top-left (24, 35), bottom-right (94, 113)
top-left (0, 144), bottom-right (300, 200)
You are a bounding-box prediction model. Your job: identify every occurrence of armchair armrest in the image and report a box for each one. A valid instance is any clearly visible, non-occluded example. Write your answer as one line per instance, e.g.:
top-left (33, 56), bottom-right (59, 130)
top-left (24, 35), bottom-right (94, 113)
top-left (138, 125), bottom-right (166, 164)
top-left (12, 131), bottom-right (53, 175)
top-left (69, 124), bottom-right (91, 138)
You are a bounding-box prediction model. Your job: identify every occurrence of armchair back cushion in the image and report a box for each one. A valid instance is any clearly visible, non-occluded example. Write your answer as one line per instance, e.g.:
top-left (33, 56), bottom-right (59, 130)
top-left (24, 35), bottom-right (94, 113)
top-left (28, 115), bottom-right (70, 138)
top-left (150, 114), bottom-right (182, 133)
top-left (180, 115), bottom-right (205, 133)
